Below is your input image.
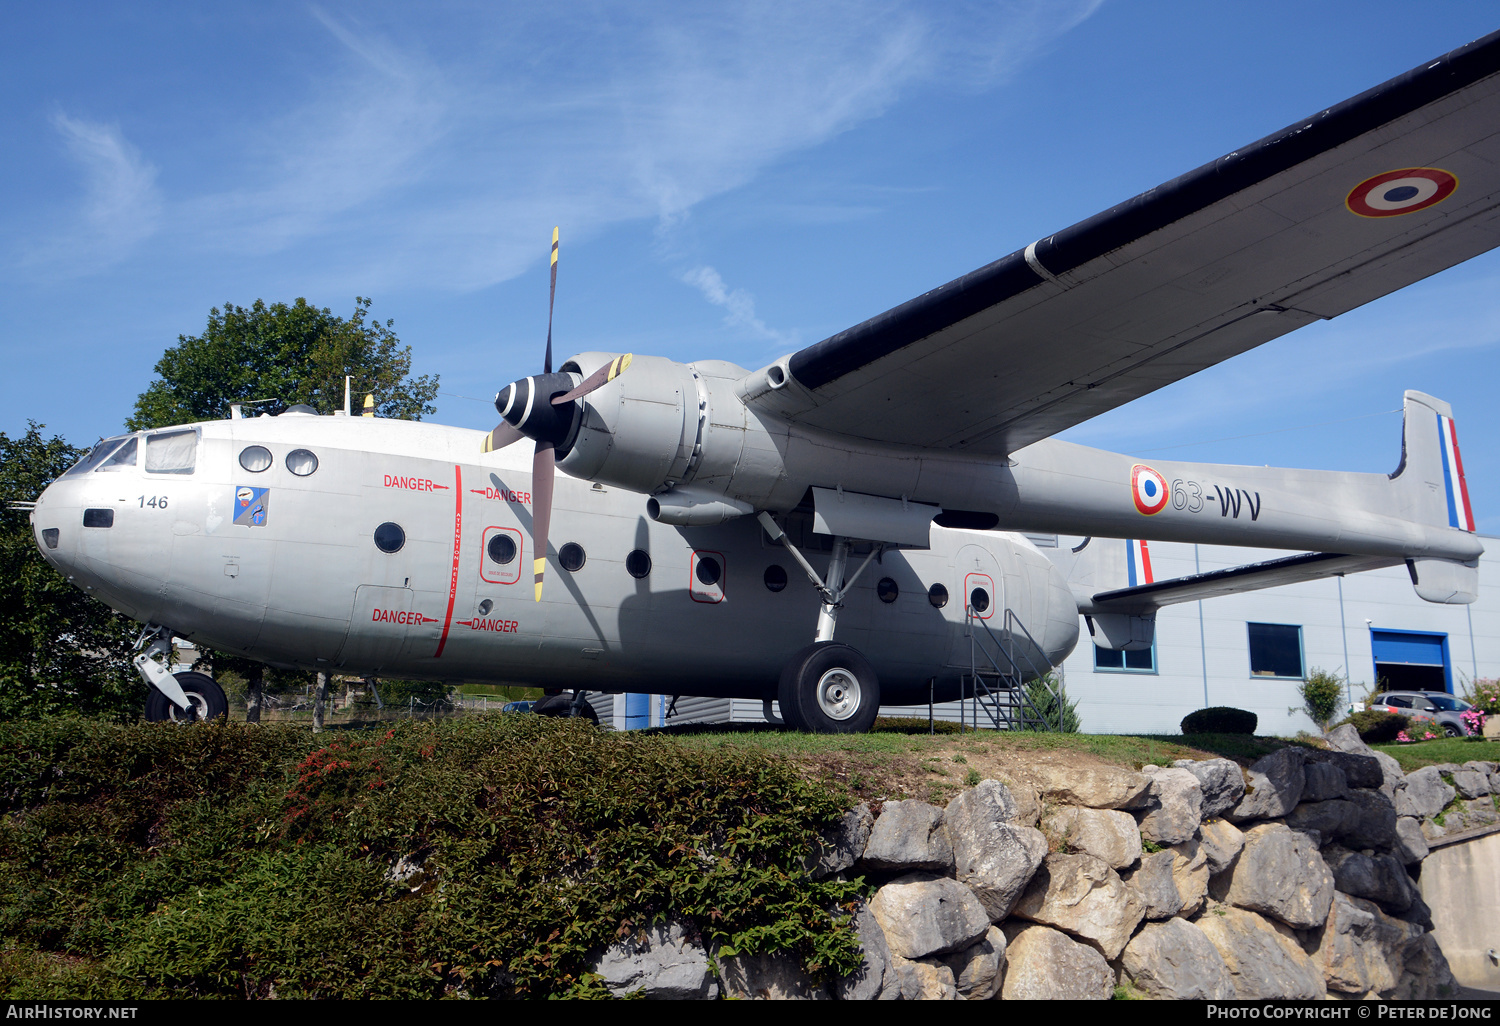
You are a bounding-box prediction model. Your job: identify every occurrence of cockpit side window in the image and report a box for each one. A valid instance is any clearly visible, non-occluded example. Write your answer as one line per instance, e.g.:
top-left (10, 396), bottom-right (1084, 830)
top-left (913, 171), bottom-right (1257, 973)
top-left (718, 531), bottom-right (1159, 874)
top-left (98, 436), bottom-right (139, 471)
top-left (64, 436), bottom-right (129, 476)
top-left (144, 429), bottom-right (199, 475)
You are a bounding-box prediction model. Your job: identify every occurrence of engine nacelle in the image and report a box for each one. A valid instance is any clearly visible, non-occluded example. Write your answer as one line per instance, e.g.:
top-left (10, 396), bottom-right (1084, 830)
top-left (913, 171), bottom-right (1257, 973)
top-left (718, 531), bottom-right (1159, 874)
top-left (558, 353), bottom-right (785, 504)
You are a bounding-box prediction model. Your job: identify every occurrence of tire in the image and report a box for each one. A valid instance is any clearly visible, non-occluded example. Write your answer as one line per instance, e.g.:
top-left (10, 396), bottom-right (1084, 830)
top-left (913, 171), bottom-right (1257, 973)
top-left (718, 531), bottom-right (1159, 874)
top-left (144, 671), bottom-right (228, 724)
top-left (534, 692), bottom-right (599, 725)
top-left (777, 642), bottom-right (880, 734)
top-left (1444, 723), bottom-right (1461, 738)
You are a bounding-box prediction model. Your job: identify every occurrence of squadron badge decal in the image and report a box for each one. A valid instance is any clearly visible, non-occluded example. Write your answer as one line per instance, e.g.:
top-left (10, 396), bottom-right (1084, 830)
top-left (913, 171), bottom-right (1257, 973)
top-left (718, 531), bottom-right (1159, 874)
top-left (233, 485), bottom-right (270, 527)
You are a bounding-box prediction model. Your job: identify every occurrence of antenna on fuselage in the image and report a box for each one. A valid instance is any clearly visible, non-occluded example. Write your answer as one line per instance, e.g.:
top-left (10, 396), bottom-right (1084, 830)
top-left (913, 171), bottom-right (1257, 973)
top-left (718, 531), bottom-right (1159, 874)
top-left (343, 376), bottom-right (352, 417)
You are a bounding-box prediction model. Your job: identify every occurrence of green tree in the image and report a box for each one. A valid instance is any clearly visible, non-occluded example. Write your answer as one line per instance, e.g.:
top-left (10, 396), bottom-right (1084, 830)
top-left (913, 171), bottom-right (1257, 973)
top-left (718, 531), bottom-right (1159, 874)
top-left (127, 296), bottom-right (438, 429)
top-left (0, 425), bottom-right (142, 719)
top-left (1299, 667), bottom-right (1345, 732)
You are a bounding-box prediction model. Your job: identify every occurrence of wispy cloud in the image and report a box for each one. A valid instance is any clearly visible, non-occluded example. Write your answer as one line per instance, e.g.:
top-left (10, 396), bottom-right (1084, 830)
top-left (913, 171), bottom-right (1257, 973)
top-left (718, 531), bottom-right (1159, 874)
top-left (681, 265), bottom-right (797, 346)
top-left (13, 2), bottom-right (1103, 291)
top-left (25, 114), bottom-right (161, 272)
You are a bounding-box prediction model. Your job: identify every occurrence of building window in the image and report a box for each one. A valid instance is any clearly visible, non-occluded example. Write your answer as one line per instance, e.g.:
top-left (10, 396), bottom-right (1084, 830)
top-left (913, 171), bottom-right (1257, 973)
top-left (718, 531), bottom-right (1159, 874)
top-left (1248, 622), bottom-right (1304, 678)
top-left (1094, 644), bottom-right (1155, 674)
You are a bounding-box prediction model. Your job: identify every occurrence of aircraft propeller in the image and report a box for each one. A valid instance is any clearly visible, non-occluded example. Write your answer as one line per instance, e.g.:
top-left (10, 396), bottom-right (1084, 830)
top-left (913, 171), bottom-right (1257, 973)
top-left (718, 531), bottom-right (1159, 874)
top-left (482, 228), bottom-right (632, 601)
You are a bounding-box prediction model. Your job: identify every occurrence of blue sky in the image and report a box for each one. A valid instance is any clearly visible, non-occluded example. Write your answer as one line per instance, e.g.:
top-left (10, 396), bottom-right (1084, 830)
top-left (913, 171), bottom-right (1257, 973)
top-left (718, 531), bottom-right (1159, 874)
top-left (4, 2), bottom-right (1498, 531)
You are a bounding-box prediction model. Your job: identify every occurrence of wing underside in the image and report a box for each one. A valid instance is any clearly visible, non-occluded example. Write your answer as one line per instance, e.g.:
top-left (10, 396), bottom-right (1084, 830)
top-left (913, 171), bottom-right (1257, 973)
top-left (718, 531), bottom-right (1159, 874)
top-left (752, 31), bottom-right (1500, 456)
top-left (1087, 552), bottom-right (1404, 612)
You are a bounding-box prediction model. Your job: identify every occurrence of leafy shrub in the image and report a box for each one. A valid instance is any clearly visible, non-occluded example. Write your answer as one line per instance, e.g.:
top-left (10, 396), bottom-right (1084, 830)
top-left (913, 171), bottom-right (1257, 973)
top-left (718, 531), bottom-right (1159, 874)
top-left (1180, 707), bottom-right (1258, 735)
top-left (1299, 668), bottom-right (1345, 731)
top-left (1335, 709), bottom-right (1410, 744)
top-left (872, 716), bottom-right (961, 735)
top-left (0, 716), bottom-right (863, 998)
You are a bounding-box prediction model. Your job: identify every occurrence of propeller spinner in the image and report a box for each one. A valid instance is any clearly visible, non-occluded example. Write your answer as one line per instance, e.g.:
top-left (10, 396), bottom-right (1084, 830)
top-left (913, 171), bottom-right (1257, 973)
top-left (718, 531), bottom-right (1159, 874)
top-left (482, 228), bottom-right (632, 601)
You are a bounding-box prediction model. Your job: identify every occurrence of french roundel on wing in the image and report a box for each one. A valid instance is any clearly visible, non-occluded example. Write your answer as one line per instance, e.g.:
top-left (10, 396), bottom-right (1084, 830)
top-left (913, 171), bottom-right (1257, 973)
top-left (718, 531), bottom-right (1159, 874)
top-left (1131, 464), bottom-right (1169, 516)
top-left (1346, 168), bottom-right (1457, 218)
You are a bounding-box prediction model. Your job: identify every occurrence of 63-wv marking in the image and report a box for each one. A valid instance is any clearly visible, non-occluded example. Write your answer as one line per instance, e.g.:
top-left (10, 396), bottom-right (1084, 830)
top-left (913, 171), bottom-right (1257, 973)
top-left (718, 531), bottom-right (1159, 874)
top-left (136, 495), bottom-right (169, 509)
top-left (1171, 480), bottom-right (1261, 521)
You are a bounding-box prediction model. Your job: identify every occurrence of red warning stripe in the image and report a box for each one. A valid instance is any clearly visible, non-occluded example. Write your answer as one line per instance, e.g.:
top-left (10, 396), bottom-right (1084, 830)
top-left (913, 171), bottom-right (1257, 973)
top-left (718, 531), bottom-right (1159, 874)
top-left (434, 465), bottom-right (463, 657)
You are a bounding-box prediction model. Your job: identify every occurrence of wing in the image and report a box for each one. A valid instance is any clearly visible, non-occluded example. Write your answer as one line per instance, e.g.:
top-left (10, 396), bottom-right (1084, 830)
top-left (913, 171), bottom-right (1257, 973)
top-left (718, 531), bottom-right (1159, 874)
top-left (1085, 551), bottom-right (1404, 613)
top-left (745, 31), bottom-right (1500, 456)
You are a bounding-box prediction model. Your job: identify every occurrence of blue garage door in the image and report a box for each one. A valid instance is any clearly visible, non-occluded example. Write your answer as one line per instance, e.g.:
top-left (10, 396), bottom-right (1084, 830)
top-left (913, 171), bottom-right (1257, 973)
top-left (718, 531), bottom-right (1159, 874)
top-left (1370, 630), bottom-right (1451, 693)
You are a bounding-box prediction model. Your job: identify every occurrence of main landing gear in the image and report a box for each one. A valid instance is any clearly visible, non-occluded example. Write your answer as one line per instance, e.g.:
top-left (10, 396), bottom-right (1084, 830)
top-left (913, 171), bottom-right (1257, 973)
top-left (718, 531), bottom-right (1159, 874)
top-left (134, 625), bottom-right (228, 724)
top-left (758, 514), bottom-right (882, 734)
top-left (535, 689), bottom-right (600, 725)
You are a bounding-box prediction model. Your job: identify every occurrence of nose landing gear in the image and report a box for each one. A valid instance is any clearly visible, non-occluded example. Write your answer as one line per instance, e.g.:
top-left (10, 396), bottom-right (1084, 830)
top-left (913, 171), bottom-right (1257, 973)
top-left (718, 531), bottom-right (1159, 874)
top-left (144, 671), bottom-right (228, 723)
top-left (134, 625), bottom-right (228, 724)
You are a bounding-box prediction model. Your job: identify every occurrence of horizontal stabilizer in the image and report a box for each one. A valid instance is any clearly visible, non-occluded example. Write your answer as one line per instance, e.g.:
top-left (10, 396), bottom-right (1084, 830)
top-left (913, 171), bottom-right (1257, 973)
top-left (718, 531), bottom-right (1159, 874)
top-left (1407, 557), bottom-right (1479, 604)
top-left (1088, 551), bottom-right (1403, 612)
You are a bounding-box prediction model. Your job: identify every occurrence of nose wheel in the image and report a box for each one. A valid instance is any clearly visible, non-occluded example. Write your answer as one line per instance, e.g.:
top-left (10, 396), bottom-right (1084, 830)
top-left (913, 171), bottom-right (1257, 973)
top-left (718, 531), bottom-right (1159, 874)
top-left (144, 671), bottom-right (228, 724)
top-left (777, 642), bottom-right (880, 734)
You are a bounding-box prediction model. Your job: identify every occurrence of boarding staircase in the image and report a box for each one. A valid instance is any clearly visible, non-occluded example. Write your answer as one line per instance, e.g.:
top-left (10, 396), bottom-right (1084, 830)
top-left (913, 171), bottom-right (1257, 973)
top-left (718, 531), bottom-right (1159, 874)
top-left (958, 606), bottom-right (1066, 732)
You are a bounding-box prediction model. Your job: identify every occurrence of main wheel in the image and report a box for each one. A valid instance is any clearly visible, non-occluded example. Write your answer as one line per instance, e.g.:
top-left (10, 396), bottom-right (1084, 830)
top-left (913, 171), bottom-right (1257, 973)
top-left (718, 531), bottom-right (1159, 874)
top-left (144, 671), bottom-right (228, 724)
top-left (1444, 723), bottom-right (1461, 738)
top-left (777, 642), bottom-right (880, 734)
top-left (534, 692), bottom-right (599, 725)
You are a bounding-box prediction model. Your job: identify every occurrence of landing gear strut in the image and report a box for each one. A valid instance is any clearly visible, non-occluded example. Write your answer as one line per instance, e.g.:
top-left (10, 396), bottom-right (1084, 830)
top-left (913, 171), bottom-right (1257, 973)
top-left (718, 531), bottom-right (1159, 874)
top-left (758, 514), bottom-right (883, 733)
top-left (133, 625), bottom-right (227, 723)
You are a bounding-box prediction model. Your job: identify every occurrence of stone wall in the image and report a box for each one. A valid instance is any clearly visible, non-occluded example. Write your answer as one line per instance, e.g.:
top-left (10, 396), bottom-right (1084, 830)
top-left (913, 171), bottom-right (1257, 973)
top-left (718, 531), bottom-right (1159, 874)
top-left (589, 725), bottom-right (1489, 999)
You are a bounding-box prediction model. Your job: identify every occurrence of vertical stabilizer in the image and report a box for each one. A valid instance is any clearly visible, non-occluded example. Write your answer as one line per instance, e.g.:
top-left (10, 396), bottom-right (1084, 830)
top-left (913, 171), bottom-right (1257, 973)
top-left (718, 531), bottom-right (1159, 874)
top-left (1392, 391), bottom-right (1479, 603)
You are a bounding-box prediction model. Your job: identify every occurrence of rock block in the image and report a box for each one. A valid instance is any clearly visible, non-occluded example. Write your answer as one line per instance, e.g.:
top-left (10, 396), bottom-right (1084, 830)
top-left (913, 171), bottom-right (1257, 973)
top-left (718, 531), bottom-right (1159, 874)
top-left (945, 784), bottom-right (1048, 921)
top-left (999, 923), bottom-right (1113, 1000)
top-left (806, 802), bottom-right (872, 879)
top-left (1210, 823), bottom-right (1334, 930)
top-left (861, 799), bottom-right (953, 873)
top-left (593, 921), bottom-right (719, 999)
top-left (1195, 905), bottom-right (1327, 1000)
top-left (1021, 763), bottom-right (1150, 810)
top-left (1173, 758), bottom-right (1245, 819)
top-left (1228, 748), bottom-right (1306, 821)
top-left (1137, 766), bottom-right (1203, 845)
top-left (870, 873), bottom-right (990, 960)
top-left (1039, 804), bottom-right (1141, 869)
top-left (1120, 918), bottom-right (1236, 1000)
top-left (1012, 852), bottom-right (1144, 960)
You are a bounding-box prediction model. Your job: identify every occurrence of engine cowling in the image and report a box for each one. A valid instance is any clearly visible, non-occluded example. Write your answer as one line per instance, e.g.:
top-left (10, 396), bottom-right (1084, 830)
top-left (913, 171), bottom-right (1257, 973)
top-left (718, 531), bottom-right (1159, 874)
top-left (556, 352), bottom-right (785, 510)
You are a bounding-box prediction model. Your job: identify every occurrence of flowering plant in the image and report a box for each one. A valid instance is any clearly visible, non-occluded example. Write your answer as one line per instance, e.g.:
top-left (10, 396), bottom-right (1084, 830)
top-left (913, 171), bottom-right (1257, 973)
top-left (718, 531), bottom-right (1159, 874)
top-left (1468, 679), bottom-right (1500, 716)
top-left (1461, 708), bottom-right (1487, 736)
top-left (1396, 724), bottom-right (1443, 744)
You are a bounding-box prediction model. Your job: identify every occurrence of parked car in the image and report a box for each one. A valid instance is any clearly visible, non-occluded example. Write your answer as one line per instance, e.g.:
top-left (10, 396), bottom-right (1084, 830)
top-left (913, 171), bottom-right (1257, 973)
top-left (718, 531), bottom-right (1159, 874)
top-left (1366, 691), bottom-right (1475, 737)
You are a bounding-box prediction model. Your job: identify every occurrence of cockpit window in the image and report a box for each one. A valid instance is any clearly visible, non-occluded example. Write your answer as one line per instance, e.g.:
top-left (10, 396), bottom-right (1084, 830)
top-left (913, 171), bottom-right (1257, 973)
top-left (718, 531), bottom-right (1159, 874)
top-left (64, 435), bottom-right (129, 476)
top-left (144, 429), bottom-right (198, 475)
top-left (98, 436), bottom-right (138, 471)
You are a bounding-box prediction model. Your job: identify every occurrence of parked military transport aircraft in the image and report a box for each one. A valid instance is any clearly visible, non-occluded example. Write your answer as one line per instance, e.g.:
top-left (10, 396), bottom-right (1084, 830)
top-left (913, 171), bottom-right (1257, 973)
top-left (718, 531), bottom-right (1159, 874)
top-left (27, 31), bottom-right (1500, 732)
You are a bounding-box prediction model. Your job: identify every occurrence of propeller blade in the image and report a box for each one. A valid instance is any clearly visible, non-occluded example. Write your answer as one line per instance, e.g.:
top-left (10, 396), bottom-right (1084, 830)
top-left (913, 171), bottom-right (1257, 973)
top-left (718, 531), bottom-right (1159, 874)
top-left (552, 353), bottom-right (633, 406)
top-left (544, 227), bottom-right (558, 374)
top-left (531, 441), bottom-right (555, 602)
top-left (482, 421), bottom-right (524, 453)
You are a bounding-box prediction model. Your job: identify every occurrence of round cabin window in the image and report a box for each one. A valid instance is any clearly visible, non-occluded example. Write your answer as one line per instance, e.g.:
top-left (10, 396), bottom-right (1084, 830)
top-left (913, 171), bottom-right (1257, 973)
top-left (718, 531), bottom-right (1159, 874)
top-left (559, 542), bottom-right (586, 572)
top-left (970, 587), bottom-right (991, 614)
top-left (374, 522), bottom-right (405, 553)
top-left (626, 549), bottom-right (652, 579)
top-left (286, 448), bottom-right (319, 476)
top-left (487, 533), bottom-right (517, 565)
top-left (928, 583), bottom-right (948, 608)
top-left (695, 556), bottom-right (722, 586)
top-left (763, 564), bottom-right (788, 593)
top-left (877, 577), bottom-right (899, 604)
top-left (238, 445), bottom-right (272, 472)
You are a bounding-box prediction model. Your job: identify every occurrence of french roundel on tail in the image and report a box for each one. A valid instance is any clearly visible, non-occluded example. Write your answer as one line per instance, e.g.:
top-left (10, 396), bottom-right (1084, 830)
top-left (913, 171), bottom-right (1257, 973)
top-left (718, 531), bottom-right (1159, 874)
top-left (1131, 464), bottom-right (1169, 516)
top-left (1437, 413), bottom-right (1476, 532)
